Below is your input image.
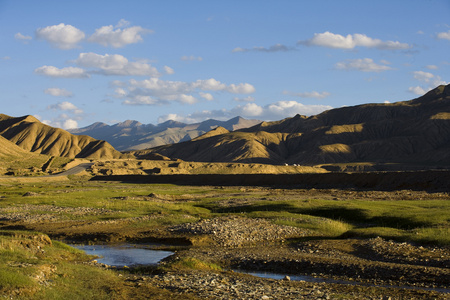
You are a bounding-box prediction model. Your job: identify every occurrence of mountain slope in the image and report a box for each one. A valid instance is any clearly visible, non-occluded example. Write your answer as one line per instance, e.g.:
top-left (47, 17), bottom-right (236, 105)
top-left (0, 114), bottom-right (124, 159)
top-left (69, 116), bottom-right (261, 151)
top-left (0, 134), bottom-right (55, 174)
top-left (139, 84), bottom-right (450, 167)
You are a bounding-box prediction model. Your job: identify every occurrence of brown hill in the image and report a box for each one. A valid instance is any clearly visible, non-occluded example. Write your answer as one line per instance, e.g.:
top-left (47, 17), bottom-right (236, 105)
top-left (0, 134), bottom-right (54, 174)
top-left (191, 126), bottom-right (230, 141)
top-left (0, 114), bottom-right (124, 159)
top-left (137, 84), bottom-right (450, 168)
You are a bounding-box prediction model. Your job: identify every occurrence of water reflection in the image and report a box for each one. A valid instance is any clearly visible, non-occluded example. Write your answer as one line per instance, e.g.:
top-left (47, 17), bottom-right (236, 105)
top-left (73, 244), bottom-right (173, 267)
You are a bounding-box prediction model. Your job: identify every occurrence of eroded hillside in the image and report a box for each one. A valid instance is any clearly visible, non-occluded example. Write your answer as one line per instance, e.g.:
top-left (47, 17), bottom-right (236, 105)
top-left (0, 114), bottom-right (125, 159)
top-left (137, 84), bottom-right (450, 168)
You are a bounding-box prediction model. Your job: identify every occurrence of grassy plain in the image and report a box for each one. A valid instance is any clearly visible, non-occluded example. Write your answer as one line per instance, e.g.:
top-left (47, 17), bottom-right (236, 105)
top-left (1, 179), bottom-right (448, 244)
top-left (0, 178), bottom-right (449, 298)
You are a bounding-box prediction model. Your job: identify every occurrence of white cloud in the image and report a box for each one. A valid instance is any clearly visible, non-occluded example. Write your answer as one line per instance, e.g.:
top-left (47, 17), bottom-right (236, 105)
top-left (75, 52), bottom-right (160, 76)
top-left (413, 71), bottom-right (435, 82)
top-left (409, 70), bottom-right (448, 95)
top-left (232, 44), bottom-right (294, 53)
top-left (283, 90), bottom-right (330, 99)
top-left (437, 30), bottom-right (450, 40)
top-left (47, 101), bottom-right (83, 114)
top-left (157, 101), bottom-right (333, 123)
top-left (35, 23), bottom-right (85, 49)
top-left (118, 77), bottom-right (255, 105)
top-left (234, 96), bottom-right (255, 102)
top-left (425, 65), bottom-right (438, 70)
top-left (34, 66), bottom-right (89, 78)
top-left (226, 83), bottom-right (256, 94)
top-left (123, 95), bottom-right (158, 105)
top-left (63, 119), bottom-right (78, 129)
top-left (88, 20), bottom-right (152, 48)
top-left (15, 32), bottom-right (32, 41)
top-left (116, 19), bottom-right (130, 28)
top-left (237, 102), bottom-right (264, 117)
top-left (299, 31), bottom-right (411, 50)
top-left (179, 94), bottom-right (197, 104)
top-left (200, 92), bottom-right (214, 101)
top-left (44, 88), bottom-right (73, 97)
top-left (181, 55), bottom-right (203, 61)
top-left (164, 66), bottom-right (175, 74)
top-left (40, 116), bottom-right (79, 130)
top-left (2, 56), bottom-right (11, 60)
top-left (408, 86), bottom-right (427, 95)
top-left (335, 58), bottom-right (393, 72)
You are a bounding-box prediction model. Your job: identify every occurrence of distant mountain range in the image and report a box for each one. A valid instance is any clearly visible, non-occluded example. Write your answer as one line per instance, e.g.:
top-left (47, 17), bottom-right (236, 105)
top-left (2, 84), bottom-right (450, 171)
top-left (68, 116), bottom-right (262, 151)
top-left (0, 114), bottom-right (124, 159)
top-left (134, 84), bottom-right (450, 168)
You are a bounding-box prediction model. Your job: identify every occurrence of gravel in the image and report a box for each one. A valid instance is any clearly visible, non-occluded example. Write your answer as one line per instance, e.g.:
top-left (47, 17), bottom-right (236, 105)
top-left (168, 216), bottom-right (312, 247)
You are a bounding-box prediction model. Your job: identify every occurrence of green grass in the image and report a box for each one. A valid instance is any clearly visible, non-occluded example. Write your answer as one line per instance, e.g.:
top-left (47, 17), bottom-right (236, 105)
top-left (0, 181), bottom-right (449, 245)
top-left (0, 231), bottom-right (129, 299)
top-left (164, 257), bottom-right (222, 271)
top-left (0, 180), bottom-right (449, 298)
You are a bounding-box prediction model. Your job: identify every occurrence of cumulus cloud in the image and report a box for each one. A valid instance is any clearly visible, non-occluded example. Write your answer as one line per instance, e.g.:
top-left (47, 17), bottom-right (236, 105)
top-left (74, 52), bottom-right (160, 76)
top-left (117, 77), bottom-right (255, 105)
top-left (408, 86), bottom-right (427, 95)
top-left (88, 20), bottom-right (153, 48)
top-left (181, 55), bottom-right (203, 61)
top-left (335, 58), bottom-right (392, 72)
top-left (298, 31), bottom-right (411, 50)
top-left (44, 88), bottom-right (73, 97)
top-left (34, 66), bottom-right (89, 78)
top-left (283, 90), bottom-right (330, 99)
top-left (47, 101), bottom-right (83, 114)
top-left (40, 114), bottom-right (79, 130)
top-left (232, 44), bottom-right (294, 53)
top-left (164, 66), bottom-right (175, 74)
top-left (437, 30), bottom-right (450, 40)
top-left (35, 23), bottom-right (85, 49)
top-left (200, 92), bottom-right (214, 101)
top-left (158, 101), bottom-right (333, 124)
top-left (408, 70), bottom-right (448, 95)
top-left (63, 119), bottom-right (79, 129)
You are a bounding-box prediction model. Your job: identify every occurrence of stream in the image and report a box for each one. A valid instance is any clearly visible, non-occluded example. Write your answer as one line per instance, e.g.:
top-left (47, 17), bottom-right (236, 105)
top-left (72, 243), bottom-right (449, 294)
top-left (239, 270), bottom-right (450, 294)
top-left (72, 243), bottom-right (174, 267)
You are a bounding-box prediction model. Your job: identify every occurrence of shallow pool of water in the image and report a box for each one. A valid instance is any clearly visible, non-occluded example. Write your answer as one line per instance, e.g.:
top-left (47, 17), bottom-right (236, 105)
top-left (238, 270), bottom-right (450, 294)
top-left (73, 244), bottom-right (174, 267)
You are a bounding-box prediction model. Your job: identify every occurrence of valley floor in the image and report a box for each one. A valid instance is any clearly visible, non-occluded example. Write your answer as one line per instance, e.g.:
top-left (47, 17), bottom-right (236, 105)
top-left (0, 178), bottom-right (448, 299)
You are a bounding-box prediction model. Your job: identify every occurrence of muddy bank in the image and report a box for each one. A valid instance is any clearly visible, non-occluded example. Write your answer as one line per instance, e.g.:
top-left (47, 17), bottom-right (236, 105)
top-left (90, 170), bottom-right (450, 191)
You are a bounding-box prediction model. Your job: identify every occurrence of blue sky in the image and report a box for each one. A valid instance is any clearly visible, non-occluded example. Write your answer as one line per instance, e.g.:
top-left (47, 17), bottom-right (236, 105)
top-left (1, 0), bottom-right (449, 129)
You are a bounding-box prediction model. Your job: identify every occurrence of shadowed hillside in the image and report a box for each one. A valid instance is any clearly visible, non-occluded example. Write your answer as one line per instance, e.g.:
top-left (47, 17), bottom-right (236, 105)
top-left (0, 114), bottom-right (124, 159)
top-left (134, 84), bottom-right (450, 168)
top-left (69, 116), bottom-right (261, 151)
